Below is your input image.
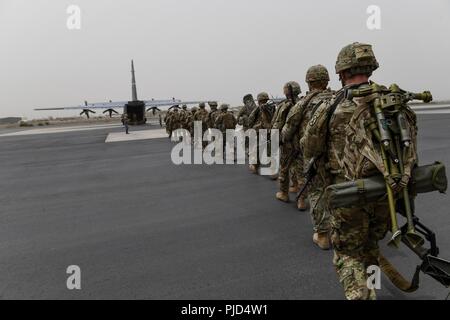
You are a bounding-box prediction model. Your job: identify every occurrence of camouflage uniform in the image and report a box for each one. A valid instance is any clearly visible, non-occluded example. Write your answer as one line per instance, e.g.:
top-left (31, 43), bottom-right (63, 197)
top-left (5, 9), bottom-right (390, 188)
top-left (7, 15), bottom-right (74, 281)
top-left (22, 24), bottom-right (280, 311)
top-left (302, 43), bottom-right (386, 300)
top-left (215, 104), bottom-right (237, 133)
top-left (180, 105), bottom-right (190, 130)
top-left (207, 101), bottom-right (219, 129)
top-left (168, 109), bottom-right (182, 137)
top-left (271, 81), bottom-right (301, 200)
top-left (284, 66), bottom-right (334, 219)
top-left (215, 104), bottom-right (237, 155)
top-left (248, 92), bottom-right (276, 172)
top-left (164, 110), bottom-right (173, 135)
top-left (193, 103), bottom-right (209, 139)
top-left (237, 94), bottom-right (257, 131)
top-left (188, 106), bottom-right (198, 138)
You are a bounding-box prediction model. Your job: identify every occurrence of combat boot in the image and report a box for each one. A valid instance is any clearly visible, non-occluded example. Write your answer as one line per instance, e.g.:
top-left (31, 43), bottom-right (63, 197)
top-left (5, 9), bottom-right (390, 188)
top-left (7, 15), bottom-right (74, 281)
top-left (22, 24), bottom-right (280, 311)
top-left (297, 195), bottom-right (307, 211)
top-left (276, 191), bottom-right (289, 203)
top-left (289, 183), bottom-right (300, 193)
top-left (313, 232), bottom-right (331, 250)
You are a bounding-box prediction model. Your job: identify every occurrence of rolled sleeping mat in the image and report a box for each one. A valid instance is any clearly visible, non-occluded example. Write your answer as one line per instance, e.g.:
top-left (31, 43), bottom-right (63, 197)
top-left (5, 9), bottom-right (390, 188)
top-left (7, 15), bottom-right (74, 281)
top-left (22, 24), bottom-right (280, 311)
top-left (325, 162), bottom-right (447, 209)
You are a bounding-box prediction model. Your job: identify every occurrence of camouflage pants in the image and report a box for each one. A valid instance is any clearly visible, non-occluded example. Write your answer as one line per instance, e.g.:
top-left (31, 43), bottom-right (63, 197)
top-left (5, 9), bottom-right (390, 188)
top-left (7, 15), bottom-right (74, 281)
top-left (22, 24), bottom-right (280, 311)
top-left (331, 202), bottom-right (389, 300)
top-left (308, 187), bottom-right (329, 233)
top-left (278, 144), bottom-right (301, 192)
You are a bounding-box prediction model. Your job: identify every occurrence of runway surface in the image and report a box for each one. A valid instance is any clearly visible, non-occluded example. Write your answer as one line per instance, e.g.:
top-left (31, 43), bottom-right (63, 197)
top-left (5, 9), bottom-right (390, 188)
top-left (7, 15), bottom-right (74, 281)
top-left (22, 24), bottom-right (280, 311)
top-left (0, 115), bottom-right (449, 299)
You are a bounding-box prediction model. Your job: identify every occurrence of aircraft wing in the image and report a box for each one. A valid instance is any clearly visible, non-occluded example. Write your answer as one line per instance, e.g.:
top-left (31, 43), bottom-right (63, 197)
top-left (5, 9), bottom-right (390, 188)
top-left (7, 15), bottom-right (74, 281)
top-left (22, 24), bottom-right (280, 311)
top-left (34, 99), bottom-right (185, 111)
top-left (34, 101), bottom-right (129, 111)
top-left (143, 100), bottom-right (206, 107)
top-left (271, 98), bottom-right (285, 104)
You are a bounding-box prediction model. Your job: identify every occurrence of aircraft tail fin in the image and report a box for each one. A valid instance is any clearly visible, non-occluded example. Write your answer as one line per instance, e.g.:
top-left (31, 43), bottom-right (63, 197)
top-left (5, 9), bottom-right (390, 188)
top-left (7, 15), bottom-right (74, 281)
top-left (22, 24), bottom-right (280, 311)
top-left (131, 60), bottom-right (138, 101)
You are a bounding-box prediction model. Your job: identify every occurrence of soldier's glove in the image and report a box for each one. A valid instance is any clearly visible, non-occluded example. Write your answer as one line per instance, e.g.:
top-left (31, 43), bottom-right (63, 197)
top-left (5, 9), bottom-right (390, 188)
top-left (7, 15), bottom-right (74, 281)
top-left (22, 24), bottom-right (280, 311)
top-left (386, 174), bottom-right (410, 193)
top-left (386, 175), bottom-right (400, 193)
top-left (397, 174), bottom-right (410, 192)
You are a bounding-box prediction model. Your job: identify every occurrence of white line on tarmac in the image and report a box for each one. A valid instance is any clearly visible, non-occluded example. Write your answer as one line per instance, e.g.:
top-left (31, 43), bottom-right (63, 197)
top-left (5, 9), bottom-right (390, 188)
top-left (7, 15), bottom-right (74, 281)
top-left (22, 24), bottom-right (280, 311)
top-left (105, 129), bottom-right (169, 143)
top-left (0, 124), bottom-right (122, 137)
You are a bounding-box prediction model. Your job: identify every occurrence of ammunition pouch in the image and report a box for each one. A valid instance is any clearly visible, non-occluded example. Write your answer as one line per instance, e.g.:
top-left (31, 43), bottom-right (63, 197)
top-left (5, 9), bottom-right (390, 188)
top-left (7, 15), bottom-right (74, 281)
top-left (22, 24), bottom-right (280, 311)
top-left (326, 162), bottom-right (447, 209)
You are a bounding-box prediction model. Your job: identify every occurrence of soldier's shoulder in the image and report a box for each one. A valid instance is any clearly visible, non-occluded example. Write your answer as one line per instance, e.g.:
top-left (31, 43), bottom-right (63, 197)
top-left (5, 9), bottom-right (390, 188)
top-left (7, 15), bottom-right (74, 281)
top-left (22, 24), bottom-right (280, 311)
top-left (315, 88), bottom-right (335, 102)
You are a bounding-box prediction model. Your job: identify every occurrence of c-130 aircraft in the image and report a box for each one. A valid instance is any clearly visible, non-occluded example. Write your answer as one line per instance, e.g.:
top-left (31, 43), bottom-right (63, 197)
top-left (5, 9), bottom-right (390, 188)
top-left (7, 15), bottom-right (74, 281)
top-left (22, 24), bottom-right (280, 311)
top-left (35, 60), bottom-right (206, 125)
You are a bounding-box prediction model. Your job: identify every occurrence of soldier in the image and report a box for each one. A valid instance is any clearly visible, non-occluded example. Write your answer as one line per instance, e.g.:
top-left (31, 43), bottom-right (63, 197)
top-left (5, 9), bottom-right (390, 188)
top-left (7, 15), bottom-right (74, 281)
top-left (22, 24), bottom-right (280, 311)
top-left (271, 81), bottom-right (302, 202)
top-left (207, 101), bottom-right (219, 129)
top-left (248, 92), bottom-right (276, 174)
top-left (237, 94), bottom-right (257, 131)
top-left (164, 109), bottom-right (173, 136)
top-left (302, 42), bottom-right (383, 299)
top-left (180, 105), bottom-right (189, 129)
top-left (122, 113), bottom-right (129, 134)
top-left (188, 106), bottom-right (198, 139)
top-left (283, 65), bottom-right (334, 246)
top-left (193, 102), bottom-right (209, 145)
top-left (168, 107), bottom-right (182, 138)
top-left (215, 103), bottom-right (237, 156)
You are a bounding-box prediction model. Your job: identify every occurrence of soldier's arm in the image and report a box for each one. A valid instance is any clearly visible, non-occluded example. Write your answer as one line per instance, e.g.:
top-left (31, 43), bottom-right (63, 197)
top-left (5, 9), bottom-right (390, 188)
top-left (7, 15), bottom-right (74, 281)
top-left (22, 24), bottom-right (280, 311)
top-left (281, 103), bottom-right (303, 143)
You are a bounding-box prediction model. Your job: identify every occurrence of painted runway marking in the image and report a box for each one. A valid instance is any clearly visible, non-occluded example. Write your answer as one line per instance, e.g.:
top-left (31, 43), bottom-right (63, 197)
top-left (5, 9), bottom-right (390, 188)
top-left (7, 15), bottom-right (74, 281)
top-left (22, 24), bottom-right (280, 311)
top-left (105, 129), bottom-right (168, 143)
top-left (0, 123), bottom-right (121, 137)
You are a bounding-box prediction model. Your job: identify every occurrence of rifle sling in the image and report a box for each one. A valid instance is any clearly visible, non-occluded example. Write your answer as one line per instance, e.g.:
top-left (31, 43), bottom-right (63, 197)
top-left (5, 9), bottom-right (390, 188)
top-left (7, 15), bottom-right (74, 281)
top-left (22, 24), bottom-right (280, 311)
top-left (379, 254), bottom-right (420, 293)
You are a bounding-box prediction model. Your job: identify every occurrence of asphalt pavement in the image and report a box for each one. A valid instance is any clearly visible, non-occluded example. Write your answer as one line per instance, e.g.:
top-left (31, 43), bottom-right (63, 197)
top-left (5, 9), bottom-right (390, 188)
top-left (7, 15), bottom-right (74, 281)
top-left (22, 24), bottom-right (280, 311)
top-left (0, 115), bottom-right (449, 299)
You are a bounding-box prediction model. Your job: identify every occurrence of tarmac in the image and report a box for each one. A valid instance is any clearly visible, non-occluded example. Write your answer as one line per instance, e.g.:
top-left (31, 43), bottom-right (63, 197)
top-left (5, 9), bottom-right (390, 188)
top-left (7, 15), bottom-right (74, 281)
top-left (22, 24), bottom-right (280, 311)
top-left (0, 114), bottom-right (449, 299)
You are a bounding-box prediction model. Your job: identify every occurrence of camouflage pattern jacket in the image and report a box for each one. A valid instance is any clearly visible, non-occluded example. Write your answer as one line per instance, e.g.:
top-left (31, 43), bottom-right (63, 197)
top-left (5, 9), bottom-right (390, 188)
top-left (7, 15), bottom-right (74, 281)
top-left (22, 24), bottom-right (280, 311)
top-left (342, 91), bottom-right (418, 180)
top-left (179, 109), bottom-right (190, 128)
top-left (208, 109), bottom-right (220, 128)
top-left (193, 109), bottom-right (209, 127)
top-left (283, 89), bottom-right (333, 151)
top-left (271, 97), bottom-right (300, 131)
top-left (248, 102), bottom-right (276, 131)
top-left (168, 112), bottom-right (182, 130)
top-left (237, 103), bottom-right (257, 129)
top-left (215, 111), bottom-right (237, 132)
top-left (301, 86), bottom-right (356, 179)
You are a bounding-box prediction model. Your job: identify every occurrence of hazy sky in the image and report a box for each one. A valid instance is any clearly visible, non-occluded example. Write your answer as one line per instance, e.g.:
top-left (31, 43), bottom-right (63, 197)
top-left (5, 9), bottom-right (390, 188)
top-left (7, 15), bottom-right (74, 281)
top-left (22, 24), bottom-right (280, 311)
top-left (1, 0), bottom-right (449, 118)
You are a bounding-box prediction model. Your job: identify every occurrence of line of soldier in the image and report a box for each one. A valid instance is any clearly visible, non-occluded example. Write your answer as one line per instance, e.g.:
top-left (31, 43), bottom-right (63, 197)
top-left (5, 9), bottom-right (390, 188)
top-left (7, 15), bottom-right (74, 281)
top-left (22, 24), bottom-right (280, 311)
top-left (241, 42), bottom-right (421, 300)
top-left (238, 67), bottom-right (332, 249)
top-left (161, 42), bottom-right (422, 300)
top-left (164, 101), bottom-right (237, 142)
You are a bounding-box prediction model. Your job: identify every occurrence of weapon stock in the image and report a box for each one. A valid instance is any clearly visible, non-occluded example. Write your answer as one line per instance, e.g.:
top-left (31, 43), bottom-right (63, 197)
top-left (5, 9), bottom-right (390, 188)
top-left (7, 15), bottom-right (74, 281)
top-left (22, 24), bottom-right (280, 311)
top-left (401, 217), bottom-right (450, 288)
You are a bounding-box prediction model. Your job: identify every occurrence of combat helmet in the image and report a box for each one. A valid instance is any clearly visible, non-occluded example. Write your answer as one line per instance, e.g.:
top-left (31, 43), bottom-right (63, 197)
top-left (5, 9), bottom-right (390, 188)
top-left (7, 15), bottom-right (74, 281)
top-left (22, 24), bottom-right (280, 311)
top-left (208, 101), bottom-right (218, 109)
top-left (335, 42), bottom-right (379, 75)
top-left (199, 102), bottom-right (206, 108)
top-left (182, 104), bottom-right (187, 110)
top-left (283, 81), bottom-right (301, 96)
top-left (243, 94), bottom-right (254, 104)
top-left (257, 92), bottom-right (270, 103)
top-left (191, 106), bottom-right (198, 113)
top-left (220, 103), bottom-right (229, 111)
top-left (305, 65), bottom-right (330, 83)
